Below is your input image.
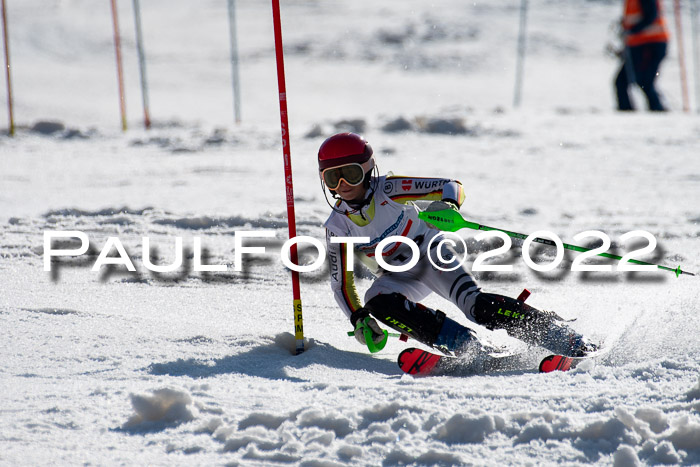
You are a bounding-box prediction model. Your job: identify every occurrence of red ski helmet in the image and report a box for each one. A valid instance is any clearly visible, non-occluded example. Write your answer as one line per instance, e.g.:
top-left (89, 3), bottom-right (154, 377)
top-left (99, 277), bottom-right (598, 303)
top-left (318, 133), bottom-right (374, 172)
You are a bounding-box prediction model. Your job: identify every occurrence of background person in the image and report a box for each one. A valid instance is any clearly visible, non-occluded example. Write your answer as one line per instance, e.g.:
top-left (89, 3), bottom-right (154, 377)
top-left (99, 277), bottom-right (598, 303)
top-left (615, 0), bottom-right (670, 111)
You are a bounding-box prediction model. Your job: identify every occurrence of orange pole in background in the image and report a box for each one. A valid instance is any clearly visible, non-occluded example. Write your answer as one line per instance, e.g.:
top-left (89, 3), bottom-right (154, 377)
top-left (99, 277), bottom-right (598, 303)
top-left (110, 0), bottom-right (127, 131)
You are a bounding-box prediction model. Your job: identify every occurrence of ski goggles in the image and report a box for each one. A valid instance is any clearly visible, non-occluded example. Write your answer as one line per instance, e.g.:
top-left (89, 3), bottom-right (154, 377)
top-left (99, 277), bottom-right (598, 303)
top-left (321, 160), bottom-right (373, 190)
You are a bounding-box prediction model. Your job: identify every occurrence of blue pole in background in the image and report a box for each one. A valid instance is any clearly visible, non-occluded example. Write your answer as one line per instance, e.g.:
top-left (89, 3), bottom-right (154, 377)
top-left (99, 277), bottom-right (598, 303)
top-left (513, 0), bottom-right (528, 107)
top-left (227, 0), bottom-right (242, 124)
top-left (691, 0), bottom-right (700, 113)
top-left (133, 0), bottom-right (151, 129)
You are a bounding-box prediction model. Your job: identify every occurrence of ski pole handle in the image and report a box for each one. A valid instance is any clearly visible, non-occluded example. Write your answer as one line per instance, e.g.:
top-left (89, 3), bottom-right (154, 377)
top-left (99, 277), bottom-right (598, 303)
top-left (347, 323), bottom-right (403, 353)
top-left (346, 331), bottom-right (402, 338)
top-left (364, 326), bottom-right (388, 353)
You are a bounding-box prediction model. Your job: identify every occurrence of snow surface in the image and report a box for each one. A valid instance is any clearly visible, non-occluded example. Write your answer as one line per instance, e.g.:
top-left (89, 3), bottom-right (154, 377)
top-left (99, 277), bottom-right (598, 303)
top-left (1, 0), bottom-right (699, 465)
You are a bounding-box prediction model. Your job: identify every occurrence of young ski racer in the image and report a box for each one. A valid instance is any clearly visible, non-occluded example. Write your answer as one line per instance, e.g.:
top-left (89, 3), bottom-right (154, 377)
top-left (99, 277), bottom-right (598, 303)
top-left (319, 132), bottom-right (598, 363)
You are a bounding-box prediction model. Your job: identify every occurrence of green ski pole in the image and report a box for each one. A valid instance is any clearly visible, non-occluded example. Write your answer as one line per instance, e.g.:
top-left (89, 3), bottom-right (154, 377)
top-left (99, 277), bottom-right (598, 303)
top-left (419, 208), bottom-right (695, 278)
top-left (347, 318), bottom-right (403, 353)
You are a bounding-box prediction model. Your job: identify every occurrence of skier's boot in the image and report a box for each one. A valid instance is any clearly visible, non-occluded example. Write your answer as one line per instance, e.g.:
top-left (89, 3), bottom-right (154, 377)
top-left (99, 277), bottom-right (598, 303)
top-left (432, 316), bottom-right (524, 373)
top-left (364, 293), bottom-right (480, 356)
top-left (470, 292), bottom-right (598, 357)
top-left (432, 315), bottom-right (482, 356)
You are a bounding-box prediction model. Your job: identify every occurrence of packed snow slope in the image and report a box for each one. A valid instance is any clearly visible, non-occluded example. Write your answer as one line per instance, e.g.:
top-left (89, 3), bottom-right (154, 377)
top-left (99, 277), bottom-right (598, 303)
top-left (1, 0), bottom-right (699, 465)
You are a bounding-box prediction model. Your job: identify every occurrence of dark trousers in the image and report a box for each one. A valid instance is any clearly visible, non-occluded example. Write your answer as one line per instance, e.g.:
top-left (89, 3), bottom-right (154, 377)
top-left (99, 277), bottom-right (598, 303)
top-left (615, 42), bottom-right (667, 111)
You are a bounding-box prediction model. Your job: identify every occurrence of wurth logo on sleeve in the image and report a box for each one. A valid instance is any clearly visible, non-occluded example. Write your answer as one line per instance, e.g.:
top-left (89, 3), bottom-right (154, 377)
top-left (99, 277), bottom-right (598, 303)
top-left (413, 180), bottom-right (447, 190)
top-left (401, 180), bottom-right (412, 191)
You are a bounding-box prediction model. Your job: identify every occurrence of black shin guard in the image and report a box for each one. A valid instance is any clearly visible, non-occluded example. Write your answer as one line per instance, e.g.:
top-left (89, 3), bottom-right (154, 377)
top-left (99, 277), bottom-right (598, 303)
top-left (364, 293), bottom-right (446, 347)
top-left (470, 293), bottom-right (558, 346)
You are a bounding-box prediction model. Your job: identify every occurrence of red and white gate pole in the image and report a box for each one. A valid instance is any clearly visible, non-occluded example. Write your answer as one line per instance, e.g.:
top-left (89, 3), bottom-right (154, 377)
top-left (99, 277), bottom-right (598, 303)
top-left (271, 0), bottom-right (304, 355)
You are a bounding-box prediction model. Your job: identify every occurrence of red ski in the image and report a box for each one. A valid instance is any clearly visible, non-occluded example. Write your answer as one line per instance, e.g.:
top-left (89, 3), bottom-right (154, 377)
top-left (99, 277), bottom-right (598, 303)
top-left (538, 354), bottom-right (576, 373)
top-left (539, 345), bottom-right (609, 372)
top-left (397, 347), bottom-right (525, 376)
top-left (398, 348), bottom-right (598, 376)
top-left (397, 348), bottom-right (446, 376)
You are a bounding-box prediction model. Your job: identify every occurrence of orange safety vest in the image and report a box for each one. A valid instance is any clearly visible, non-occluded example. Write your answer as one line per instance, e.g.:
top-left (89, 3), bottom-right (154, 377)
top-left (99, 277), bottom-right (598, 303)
top-left (623, 0), bottom-right (670, 46)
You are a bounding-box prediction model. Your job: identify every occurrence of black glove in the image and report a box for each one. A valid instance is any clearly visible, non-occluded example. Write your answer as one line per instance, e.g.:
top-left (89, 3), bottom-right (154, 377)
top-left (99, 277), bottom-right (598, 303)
top-left (424, 199), bottom-right (459, 229)
top-left (426, 199), bottom-right (459, 212)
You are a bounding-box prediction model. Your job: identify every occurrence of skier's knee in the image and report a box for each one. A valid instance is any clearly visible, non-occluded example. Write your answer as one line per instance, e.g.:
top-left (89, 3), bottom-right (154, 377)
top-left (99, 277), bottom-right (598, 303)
top-left (471, 293), bottom-right (590, 356)
top-left (365, 293), bottom-right (446, 346)
top-left (470, 292), bottom-right (549, 335)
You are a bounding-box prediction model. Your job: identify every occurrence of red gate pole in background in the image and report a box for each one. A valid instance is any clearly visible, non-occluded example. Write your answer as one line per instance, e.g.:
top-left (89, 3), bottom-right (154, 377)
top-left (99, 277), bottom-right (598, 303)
top-left (689, 0), bottom-right (700, 113)
top-left (271, 0), bottom-right (305, 355)
top-left (110, 0), bottom-right (127, 131)
top-left (1, 0), bottom-right (14, 136)
top-left (673, 0), bottom-right (690, 112)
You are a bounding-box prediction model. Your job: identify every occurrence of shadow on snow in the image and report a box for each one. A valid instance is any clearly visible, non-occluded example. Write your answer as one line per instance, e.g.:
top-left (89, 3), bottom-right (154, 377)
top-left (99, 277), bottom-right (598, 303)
top-left (145, 333), bottom-right (399, 381)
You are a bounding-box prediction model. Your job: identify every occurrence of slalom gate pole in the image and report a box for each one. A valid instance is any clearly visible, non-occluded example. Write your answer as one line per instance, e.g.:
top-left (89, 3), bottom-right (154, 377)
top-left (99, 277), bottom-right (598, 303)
top-left (418, 209), bottom-right (696, 278)
top-left (227, 0), bottom-right (242, 124)
top-left (673, 0), bottom-right (691, 112)
top-left (513, 0), bottom-right (528, 107)
top-left (692, 0), bottom-right (700, 113)
top-left (1, 0), bottom-right (13, 136)
top-left (271, 0), bottom-right (304, 355)
top-left (132, 0), bottom-right (151, 129)
top-left (110, 0), bottom-right (127, 131)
